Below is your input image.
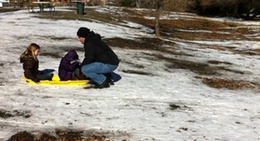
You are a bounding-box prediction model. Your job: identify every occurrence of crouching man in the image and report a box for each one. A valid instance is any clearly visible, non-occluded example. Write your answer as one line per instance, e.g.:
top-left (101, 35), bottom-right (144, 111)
top-left (77, 27), bottom-right (121, 88)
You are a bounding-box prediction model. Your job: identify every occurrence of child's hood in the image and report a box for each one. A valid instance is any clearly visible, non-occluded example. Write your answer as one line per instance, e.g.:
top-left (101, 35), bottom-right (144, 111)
top-left (64, 50), bottom-right (79, 61)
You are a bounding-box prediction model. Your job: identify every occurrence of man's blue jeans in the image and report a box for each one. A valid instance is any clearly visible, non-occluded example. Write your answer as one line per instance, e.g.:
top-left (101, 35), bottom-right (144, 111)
top-left (81, 62), bottom-right (120, 85)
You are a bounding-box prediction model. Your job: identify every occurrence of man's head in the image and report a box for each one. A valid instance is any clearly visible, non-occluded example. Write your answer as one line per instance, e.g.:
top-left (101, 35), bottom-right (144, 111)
top-left (77, 27), bottom-right (90, 44)
top-left (77, 27), bottom-right (90, 38)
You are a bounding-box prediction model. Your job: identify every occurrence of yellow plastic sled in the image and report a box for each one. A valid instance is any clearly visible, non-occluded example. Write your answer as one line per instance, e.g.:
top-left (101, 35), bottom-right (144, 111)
top-left (23, 75), bottom-right (89, 86)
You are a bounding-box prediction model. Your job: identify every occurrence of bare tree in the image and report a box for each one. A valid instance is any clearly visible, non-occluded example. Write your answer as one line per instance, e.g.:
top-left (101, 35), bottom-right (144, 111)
top-left (116, 0), bottom-right (192, 36)
top-left (154, 0), bottom-right (164, 36)
top-left (135, 0), bottom-right (141, 8)
top-left (154, 0), bottom-right (171, 36)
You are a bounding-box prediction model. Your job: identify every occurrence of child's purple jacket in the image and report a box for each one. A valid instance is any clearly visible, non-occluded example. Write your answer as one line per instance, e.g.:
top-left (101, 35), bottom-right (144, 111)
top-left (58, 50), bottom-right (80, 80)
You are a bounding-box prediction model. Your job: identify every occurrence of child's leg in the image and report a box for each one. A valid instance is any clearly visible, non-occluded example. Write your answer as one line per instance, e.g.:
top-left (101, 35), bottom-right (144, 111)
top-left (72, 68), bottom-right (80, 80)
top-left (37, 69), bottom-right (55, 80)
top-left (72, 68), bottom-right (88, 80)
top-left (41, 69), bottom-right (55, 74)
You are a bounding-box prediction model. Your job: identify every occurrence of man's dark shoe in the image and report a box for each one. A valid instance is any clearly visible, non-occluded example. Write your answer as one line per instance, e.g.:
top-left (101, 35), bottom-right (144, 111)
top-left (94, 78), bottom-right (110, 89)
top-left (108, 77), bottom-right (114, 85)
top-left (88, 80), bottom-right (97, 85)
top-left (104, 73), bottom-right (114, 85)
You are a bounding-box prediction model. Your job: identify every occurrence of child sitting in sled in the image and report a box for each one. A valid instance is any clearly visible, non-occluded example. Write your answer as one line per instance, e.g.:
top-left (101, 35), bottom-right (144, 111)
top-left (58, 50), bottom-right (86, 81)
top-left (20, 43), bottom-right (54, 83)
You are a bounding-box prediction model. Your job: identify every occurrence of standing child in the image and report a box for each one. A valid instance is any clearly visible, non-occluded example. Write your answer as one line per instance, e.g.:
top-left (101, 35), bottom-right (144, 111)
top-left (20, 43), bottom-right (54, 83)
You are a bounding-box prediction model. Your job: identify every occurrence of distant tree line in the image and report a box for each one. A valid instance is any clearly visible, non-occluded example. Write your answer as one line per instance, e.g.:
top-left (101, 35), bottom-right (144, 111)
top-left (108, 0), bottom-right (191, 11)
top-left (195, 0), bottom-right (260, 19)
top-left (108, 0), bottom-right (260, 19)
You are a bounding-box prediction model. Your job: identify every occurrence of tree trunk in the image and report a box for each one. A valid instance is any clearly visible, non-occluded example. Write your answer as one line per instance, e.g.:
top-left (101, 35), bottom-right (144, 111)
top-left (136, 0), bottom-right (140, 8)
top-left (155, 7), bottom-right (160, 36)
top-left (155, 0), bottom-right (163, 36)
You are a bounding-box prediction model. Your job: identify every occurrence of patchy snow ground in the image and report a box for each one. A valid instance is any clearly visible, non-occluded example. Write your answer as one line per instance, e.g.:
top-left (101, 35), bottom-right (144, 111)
top-left (0, 7), bottom-right (260, 141)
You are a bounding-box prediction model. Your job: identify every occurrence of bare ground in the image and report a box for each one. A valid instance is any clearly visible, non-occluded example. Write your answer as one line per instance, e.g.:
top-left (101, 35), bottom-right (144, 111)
top-left (1, 6), bottom-right (260, 140)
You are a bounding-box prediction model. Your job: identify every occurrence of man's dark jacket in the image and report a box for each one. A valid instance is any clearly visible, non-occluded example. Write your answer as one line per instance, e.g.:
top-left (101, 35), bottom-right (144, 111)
top-left (81, 32), bottom-right (119, 66)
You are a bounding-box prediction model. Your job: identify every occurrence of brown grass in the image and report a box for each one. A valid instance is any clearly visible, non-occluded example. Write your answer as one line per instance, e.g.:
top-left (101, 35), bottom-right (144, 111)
top-left (7, 130), bottom-right (106, 141)
top-left (195, 76), bottom-right (259, 90)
